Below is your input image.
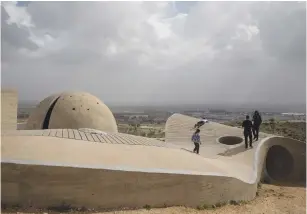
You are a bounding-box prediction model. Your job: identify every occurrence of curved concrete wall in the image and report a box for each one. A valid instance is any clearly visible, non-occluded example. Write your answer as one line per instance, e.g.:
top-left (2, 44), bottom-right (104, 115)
top-left (1, 162), bottom-right (256, 209)
top-left (26, 92), bottom-right (118, 133)
top-left (261, 137), bottom-right (306, 183)
top-left (2, 113), bottom-right (305, 210)
top-left (1, 135), bottom-right (305, 210)
top-left (1, 89), bottom-right (18, 131)
top-left (165, 114), bottom-right (305, 185)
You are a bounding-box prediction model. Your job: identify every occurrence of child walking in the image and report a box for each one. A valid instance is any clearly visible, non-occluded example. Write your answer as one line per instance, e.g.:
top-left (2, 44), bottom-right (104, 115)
top-left (191, 129), bottom-right (201, 154)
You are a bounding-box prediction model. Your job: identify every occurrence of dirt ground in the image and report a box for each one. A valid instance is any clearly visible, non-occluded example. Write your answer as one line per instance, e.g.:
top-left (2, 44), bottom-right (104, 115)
top-left (2, 184), bottom-right (306, 214)
top-left (105, 184), bottom-right (306, 214)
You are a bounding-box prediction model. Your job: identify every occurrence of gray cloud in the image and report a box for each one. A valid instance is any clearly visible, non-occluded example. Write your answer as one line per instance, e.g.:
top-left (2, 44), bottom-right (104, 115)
top-left (257, 2), bottom-right (306, 65)
top-left (1, 2), bottom-right (305, 111)
top-left (1, 7), bottom-right (38, 55)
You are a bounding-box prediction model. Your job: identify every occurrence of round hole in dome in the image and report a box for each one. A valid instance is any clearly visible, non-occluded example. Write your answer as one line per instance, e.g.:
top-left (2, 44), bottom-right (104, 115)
top-left (266, 145), bottom-right (294, 181)
top-left (217, 136), bottom-right (243, 145)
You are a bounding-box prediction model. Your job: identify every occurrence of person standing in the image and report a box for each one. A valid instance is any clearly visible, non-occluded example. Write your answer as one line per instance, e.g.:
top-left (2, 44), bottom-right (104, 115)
top-left (242, 115), bottom-right (253, 149)
top-left (191, 129), bottom-right (201, 154)
top-left (252, 110), bottom-right (262, 141)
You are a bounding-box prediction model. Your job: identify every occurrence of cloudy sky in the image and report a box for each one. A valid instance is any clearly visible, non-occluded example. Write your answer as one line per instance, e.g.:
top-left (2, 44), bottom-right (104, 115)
top-left (1, 1), bottom-right (306, 109)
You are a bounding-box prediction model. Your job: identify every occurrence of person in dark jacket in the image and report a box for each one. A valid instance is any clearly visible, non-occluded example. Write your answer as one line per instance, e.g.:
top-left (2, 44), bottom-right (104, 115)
top-left (191, 129), bottom-right (201, 154)
top-left (242, 115), bottom-right (253, 149)
top-left (252, 110), bottom-right (262, 141)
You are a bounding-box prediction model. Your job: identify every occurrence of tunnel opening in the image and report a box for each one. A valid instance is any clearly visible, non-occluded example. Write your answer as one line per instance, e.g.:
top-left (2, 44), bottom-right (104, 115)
top-left (265, 145), bottom-right (294, 181)
top-left (217, 136), bottom-right (243, 145)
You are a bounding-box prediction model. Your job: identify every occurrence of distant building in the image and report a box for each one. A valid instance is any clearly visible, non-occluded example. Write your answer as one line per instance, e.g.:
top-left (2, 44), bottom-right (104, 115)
top-left (281, 113), bottom-right (305, 116)
top-left (153, 118), bottom-right (165, 124)
top-left (128, 115), bottom-right (149, 120)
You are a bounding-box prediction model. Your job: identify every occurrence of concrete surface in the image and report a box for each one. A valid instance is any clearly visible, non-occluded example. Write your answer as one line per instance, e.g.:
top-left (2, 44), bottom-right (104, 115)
top-left (1, 113), bottom-right (306, 210)
top-left (25, 93), bottom-right (60, 130)
top-left (1, 89), bottom-right (18, 131)
top-left (2, 129), bottom-right (168, 148)
top-left (165, 113), bottom-right (271, 158)
top-left (1, 162), bottom-right (256, 209)
top-left (25, 92), bottom-right (118, 133)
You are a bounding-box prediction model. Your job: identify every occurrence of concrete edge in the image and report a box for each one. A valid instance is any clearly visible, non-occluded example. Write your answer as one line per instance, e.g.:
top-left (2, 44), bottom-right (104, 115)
top-left (1, 158), bottom-right (229, 178)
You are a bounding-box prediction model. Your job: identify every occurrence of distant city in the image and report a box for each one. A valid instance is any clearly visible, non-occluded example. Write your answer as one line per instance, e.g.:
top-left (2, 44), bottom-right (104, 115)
top-left (17, 102), bottom-right (306, 129)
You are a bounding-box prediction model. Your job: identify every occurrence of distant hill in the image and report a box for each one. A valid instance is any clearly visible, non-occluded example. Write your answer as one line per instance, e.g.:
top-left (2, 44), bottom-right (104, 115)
top-left (223, 120), bottom-right (306, 142)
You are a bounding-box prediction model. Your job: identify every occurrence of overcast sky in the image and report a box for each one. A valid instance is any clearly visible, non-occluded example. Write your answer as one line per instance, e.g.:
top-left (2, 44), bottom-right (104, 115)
top-left (1, 1), bottom-right (306, 108)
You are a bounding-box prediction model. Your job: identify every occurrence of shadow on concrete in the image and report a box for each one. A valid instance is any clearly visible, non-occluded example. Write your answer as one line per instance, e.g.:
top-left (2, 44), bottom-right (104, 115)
top-left (181, 148), bottom-right (194, 154)
top-left (217, 144), bottom-right (250, 156)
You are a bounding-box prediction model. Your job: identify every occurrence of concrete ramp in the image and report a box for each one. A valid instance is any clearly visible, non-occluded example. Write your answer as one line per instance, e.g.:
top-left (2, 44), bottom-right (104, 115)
top-left (165, 113), bottom-right (269, 144)
top-left (165, 113), bottom-right (270, 157)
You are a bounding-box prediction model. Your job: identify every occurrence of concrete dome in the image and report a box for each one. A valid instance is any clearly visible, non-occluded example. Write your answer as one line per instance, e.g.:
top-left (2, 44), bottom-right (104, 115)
top-left (25, 92), bottom-right (118, 133)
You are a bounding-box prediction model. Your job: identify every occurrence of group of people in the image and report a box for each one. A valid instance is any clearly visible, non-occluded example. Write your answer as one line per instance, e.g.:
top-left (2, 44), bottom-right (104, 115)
top-left (242, 110), bottom-right (262, 149)
top-left (191, 111), bottom-right (263, 154)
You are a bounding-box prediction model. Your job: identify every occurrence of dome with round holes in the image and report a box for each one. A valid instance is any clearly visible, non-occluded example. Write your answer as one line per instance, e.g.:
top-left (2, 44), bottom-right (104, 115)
top-left (25, 92), bottom-right (118, 133)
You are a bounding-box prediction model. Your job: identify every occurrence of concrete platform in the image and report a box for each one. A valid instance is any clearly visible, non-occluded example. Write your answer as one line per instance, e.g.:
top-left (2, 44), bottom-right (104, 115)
top-left (1, 114), bottom-right (306, 210)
